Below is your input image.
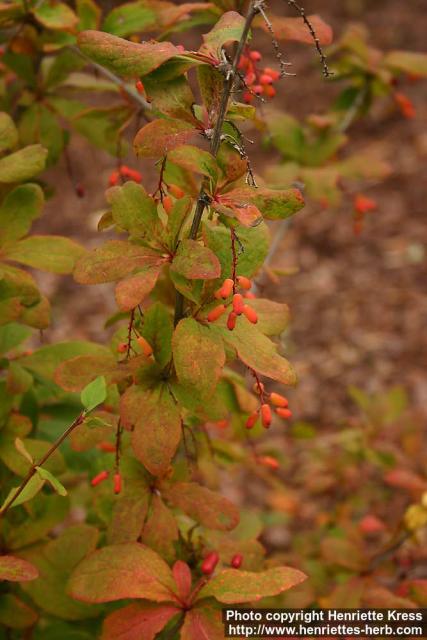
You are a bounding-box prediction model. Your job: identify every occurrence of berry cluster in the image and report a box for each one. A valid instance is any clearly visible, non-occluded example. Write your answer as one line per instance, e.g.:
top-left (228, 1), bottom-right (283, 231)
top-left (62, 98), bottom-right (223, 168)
top-left (208, 276), bottom-right (258, 330)
top-left (237, 48), bottom-right (280, 104)
top-left (246, 382), bottom-right (292, 429)
top-left (108, 164), bottom-right (142, 187)
top-left (91, 470), bottom-right (122, 494)
top-left (201, 551), bottom-right (243, 576)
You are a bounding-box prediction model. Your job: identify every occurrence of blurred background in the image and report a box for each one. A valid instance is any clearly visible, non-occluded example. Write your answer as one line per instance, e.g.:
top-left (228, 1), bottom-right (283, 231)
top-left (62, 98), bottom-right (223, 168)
top-left (35, 0), bottom-right (427, 428)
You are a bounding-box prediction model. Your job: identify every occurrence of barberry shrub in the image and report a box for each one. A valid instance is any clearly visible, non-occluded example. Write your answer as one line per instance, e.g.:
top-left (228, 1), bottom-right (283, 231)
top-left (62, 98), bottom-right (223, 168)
top-left (1, 0), bottom-right (427, 638)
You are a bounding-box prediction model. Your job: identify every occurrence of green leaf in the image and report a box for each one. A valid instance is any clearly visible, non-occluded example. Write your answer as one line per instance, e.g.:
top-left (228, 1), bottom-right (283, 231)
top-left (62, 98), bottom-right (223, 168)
top-left (74, 240), bottom-right (162, 284)
top-left (134, 118), bottom-right (196, 158)
top-left (55, 353), bottom-right (116, 391)
top-left (0, 323), bottom-right (31, 356)
top-left (164, 482), bottom-right (239, 531)
top-left (203, 221), bottom-right (270, 279)
top-left (200, 11), bottom-right (245, 59)
top-left (76, 0), bottom-right (101, 30)
top-left (223, 186), bottom-right (305, 221)
top-left (213, 317), bottom-right (297, 386)
top-left (19, 340), bottom-right (108, 379)
top-left (197, 566), bottom-right (306, 603)
top-left (144, 76), bottom-right (196, 122)
top-left (5, 493), bottom-right (70, 551)
top-left (247, 299), bottom-right (290, 336)
top-left (171, 239), bottom-right (221, 280)
top-left (0, 593), bottom-right (38, 630)
top-left (0, 112), bottom-right (18, 153)
top-left (35, 467), bottom-right (67, 496)
top-left (19, 103), bottom-right (65, 165)
top-left (173, 318), bottom-right (225, 397)
top-left (107, 495), bottom-right (149, 545)
top-left (68, 543), bottom-right (178, 603)
top-left (107, 181), bottom-right (160, 240)
top-left (140, 494), bottom-right (178, 564)
top-left (168, 145), bottom-right (218, 179)
top-left (102, 602), bottom-right (180, 640)
top-left (103, 1), bottom-right (157, 37)
top-left (119, 266), bottom-right (164, 312)
top-left (384, 50), bottom-right (427, 77)
top-left (77, 30), bottom-right (181, 77)
top-left (19, 525), bottom-right (101, 621)
top-left (0, 556), bottom-right (39, 582)
top-left (120, 385), bottom-right (181, 477)
top-left (0, 145), bottom-right (48, 183)
top-left (5, 235), bottom-right (84, 274)
top-left (31, 1), bottom-right (78, 30)
top-left (139, 302), bottom-right (173, 368)
top-left (0, 474), bottom-right (45, 511)
top-left (80, 375), bottom-right (107, 412)
top-left (0, 183), bottom-right (44, 246)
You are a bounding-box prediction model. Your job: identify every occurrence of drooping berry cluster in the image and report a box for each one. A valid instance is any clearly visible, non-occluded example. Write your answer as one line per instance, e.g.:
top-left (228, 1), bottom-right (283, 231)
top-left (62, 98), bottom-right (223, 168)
top-left (208, 275), bottom-right (258, 330)
top-left (246, 379), bottom-right (292, 430)
top-left (237, 48), bottom-right (280, 104)
top-left (108, 164), bottom-right (142, 187)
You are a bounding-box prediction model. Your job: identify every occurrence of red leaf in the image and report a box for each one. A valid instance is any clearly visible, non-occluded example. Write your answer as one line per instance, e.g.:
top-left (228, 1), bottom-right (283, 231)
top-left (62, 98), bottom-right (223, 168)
top-left (134, 119), bottom-right (196, 158)
top-left (181, 605), bottom-right (224, 640)
top-left (171, 239), bottom-right (221, 280)
top-left (0, 556), bottom-right (38, 582)
top-left (384, 469), bottom-right (427, 492)
top-left (260, 14), bottom-right (333, 45)
top-left (115, 264), bottom-right (163, 311)
top-left (172, 561), bottom-right (192, 603)
top-left (102, 602), bottom-right (181, 640)
top-left (164, 482), bottom-right (239, 532)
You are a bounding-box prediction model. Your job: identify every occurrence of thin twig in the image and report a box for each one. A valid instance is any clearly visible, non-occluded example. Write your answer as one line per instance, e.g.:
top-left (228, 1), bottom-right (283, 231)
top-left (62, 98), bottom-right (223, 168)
top-left (70, 46), bottom-right (152, 111)
top-left (0, 412), bottom-right (85, 518)
top-left (174, 0), bottom-right (261, 324)
top-left (285, 0), bottom-right (333, 78)
top-left (258, 5), bottom-right (294, 77)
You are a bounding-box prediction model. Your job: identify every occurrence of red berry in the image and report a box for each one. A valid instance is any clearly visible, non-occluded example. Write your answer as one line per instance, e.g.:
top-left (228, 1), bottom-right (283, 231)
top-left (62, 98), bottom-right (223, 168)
top-left (108, 170), bottom-right (120, 186)
top-left (242, 305), bottom-right (258, 324)
top-left (215, 278), bottom-right (234, 300)
top-left (117, 342), bottom-right (127, 353)
top-left (232, 293), bottom-right (245, 315)
top-left (258, 455), bottom-right (279, 470)
top-left (237, 275), bottom-right (252, 290)
top-left (243, 91), bottom-right (254, 104)
top-left (270, 392), bottom-right (288, 408)
top-left (264, 85), bottom-right (276, 99)
top-left (252, 85), bottom-right (263, 96)
top-left (207, 304), bottom-right (227, 322)
top-left (135, 80), bottom-right (145, 94)
top-left (231, 553), bottom-right (243, 569)
top-left (91, 470), bottom-right (109, 487)
top-left (215, 419), bottom-right (228, 429)
top-left (263, 67), bottom-right (280, 81)
top-left (113, 472), bottom-right (122, 495)
top-left (276, 407), bottom-right (292, 419)
top-left (201, 551), bottom-right (219, 575)
top-left (260, 74), bottom-right (274, 85)
top-left (394, 92), bottom-right (416, 119)
top-left (261, 403), bottom-right (272, 428)
top-left (244, 291), bottom-right (256, 299)
top-left (163, 195), bottom-right (173, 214)
top-left (237, 55), bottom-right (249, 70)
top-left (137, 335), bottom-right (153, 357)
top-left (359, 514), bottom-right (386, 535)
top-left (227, 311), bottom-right (237, 331)
top-left (249, 50), bottom-right (262, 62)
top-left (245, 411), bottom-right (259, 429)
top-left (354, 194), bottom-right (377, 215)
top-left (245, 71), bottom-right (256, 85)
top-left (75, 184), bottom-right (85, 198)
top-left (98, 442), bottom-right (116, 453)
top-left (168, 183), bottom-right (185, 198)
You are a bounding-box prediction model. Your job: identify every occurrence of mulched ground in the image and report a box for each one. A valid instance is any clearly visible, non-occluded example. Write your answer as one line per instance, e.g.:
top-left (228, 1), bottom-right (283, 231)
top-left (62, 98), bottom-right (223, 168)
top-left (35, 0), bottom-right (427, 427)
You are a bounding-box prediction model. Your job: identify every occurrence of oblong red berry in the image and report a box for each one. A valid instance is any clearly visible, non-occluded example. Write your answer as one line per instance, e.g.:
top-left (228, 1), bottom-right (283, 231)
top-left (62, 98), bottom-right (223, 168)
top-left (258, 455), bottom-right (279, 470)
top-left (168, 183), bottom-right (185, 198)
top-left (249, 50), bottom-right (262, 62)
top-left (237, 275), bottom-right (252, 290)
top-left (137, 335), bottom-right (153, 357)
top-left (276, 407), bottom-right (292, 419)
top-left (117, 342), bottom-right (127, 353)
top-left (264, 85), bottom-right (276, 99)
top-left (135, 80), bottom-right (145, 94)
top-left (231, 553), bottom-right (243, 569)
top-left (260, 74), bottom-right (274, 85)
top-left (252, 84), bottom-right (263, 96)
top-left (245, 411), bottom-right (259, 429)
top-left (207, 304), bottom-right (227, 322)
top-left (243, 305), bottom-right (258, 324)
top-left (227, 311), bottom-right (237, 331)
top-left (270, 392), bottom-right (288, 408)
top-left (215, 278), bottom-right (234, 299)
top-left (261, 403), bottom-right (272, 428)
top-left (163, 195), bottom-right (173, 214)
top-left (201, 551), bottom-right (219, 575)
top-left (91, 470), bottom-right (109, 487)
top-left (113, 472), bottom-right (122, 495)
top-left (232, 293), bottom-right (245, 315)
top-left (263, 67), bottom-right (280, 81)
